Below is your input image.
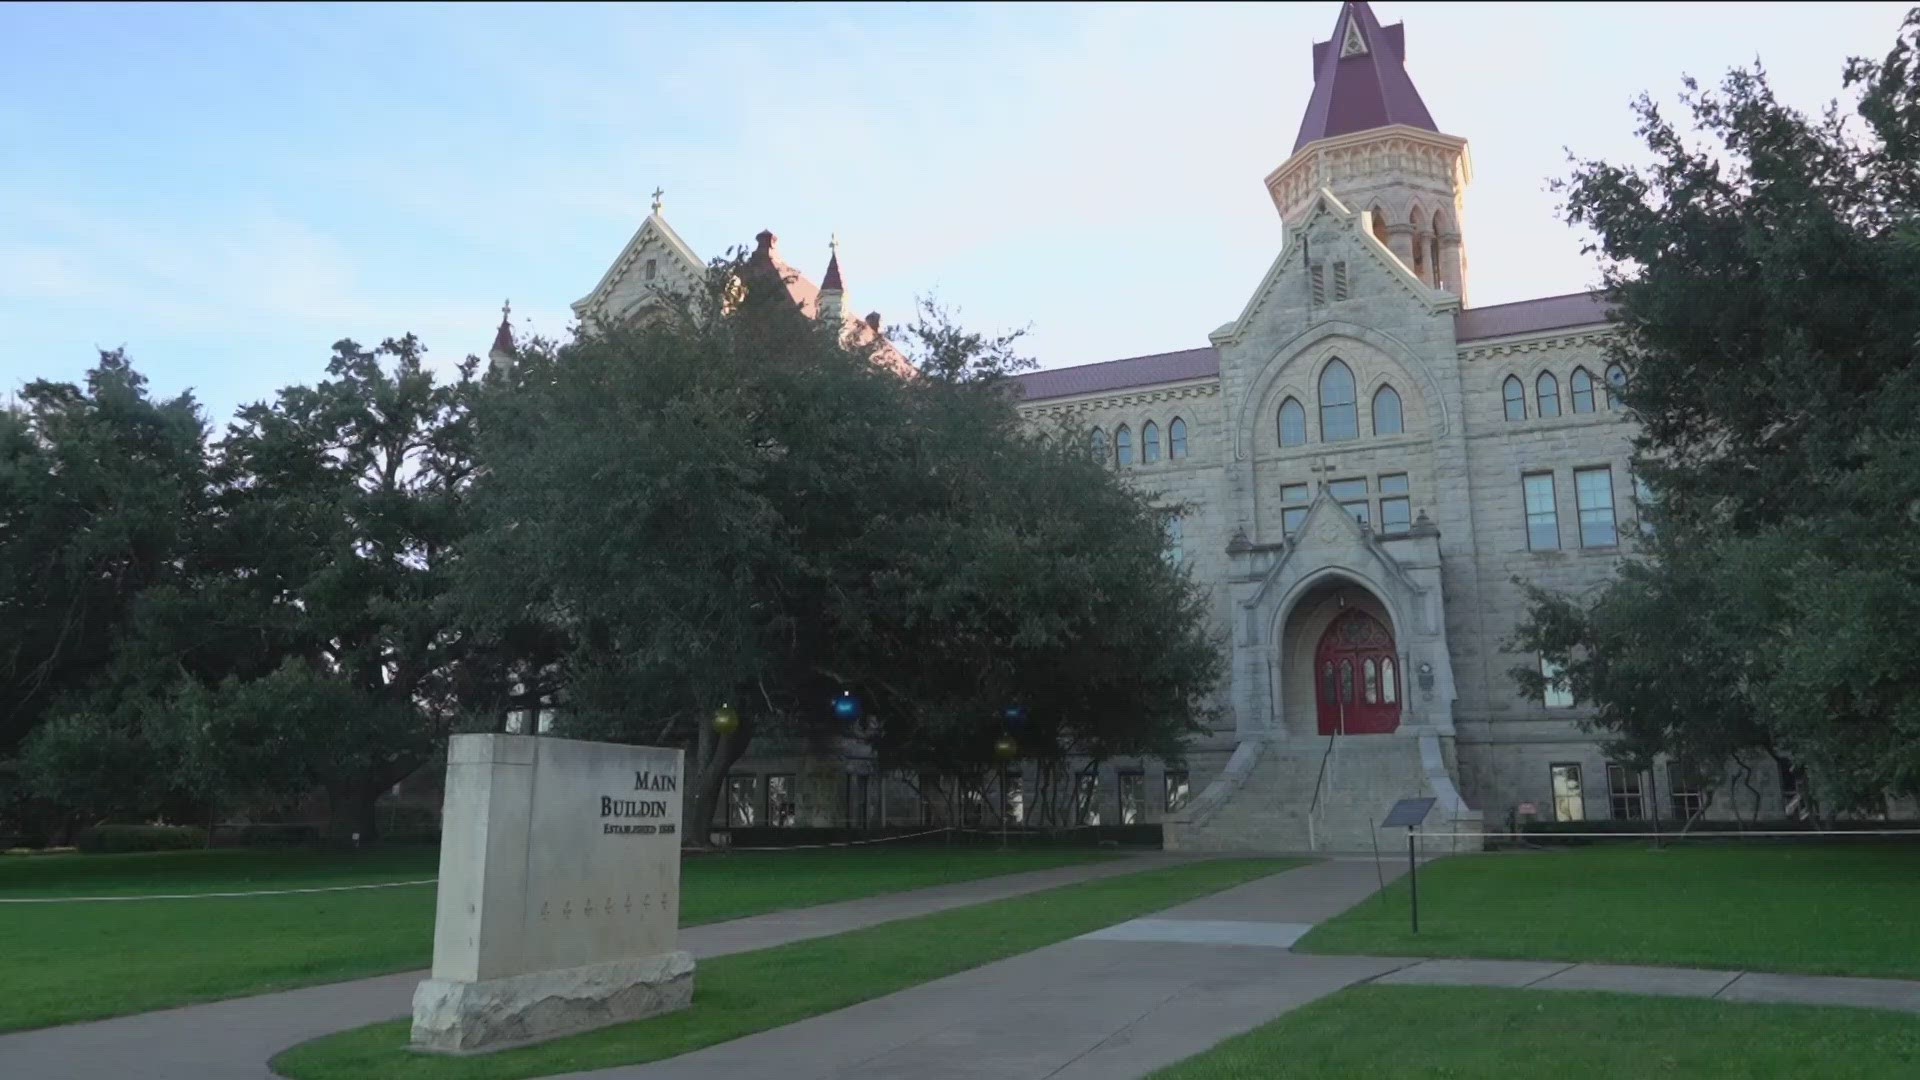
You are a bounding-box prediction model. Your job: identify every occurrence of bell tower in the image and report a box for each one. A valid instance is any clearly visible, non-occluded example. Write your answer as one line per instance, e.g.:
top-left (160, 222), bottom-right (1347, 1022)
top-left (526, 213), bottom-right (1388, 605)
top-left (1265, 2), bottom-right (1470, 301)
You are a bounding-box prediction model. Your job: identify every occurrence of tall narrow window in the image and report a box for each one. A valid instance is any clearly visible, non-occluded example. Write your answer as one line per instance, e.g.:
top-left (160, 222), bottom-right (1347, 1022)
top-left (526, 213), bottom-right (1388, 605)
top-left (1117, 771), bottom-right (1145, 825)
top-left (1164, 771), bottom-right (1191, 813)
top-left (1278, 398), bottom-right (1307, 447)
top-left (1536, 372), bottom-right (1561, 417)
top-left (1605, 764), bottom-right (1645, 820)
top-left (1281, 482), bottom-right (1310, 537)
top-left (1523, 473), bottom-right (1559, 550)
top-left (1632, 472), bottom-right (1655, 538)
top-left (1574, 466), bottom-right (1616, 547)
top-left (1373, 385), bottom-right (1403, 436)
top-left (1168, 417), bottom-right (1188, 459)
top-left (1540, 656), bottom-right (1574, 708)
top-left (1332, 261), bottom-right (1350, 301)
top-left (1550, 764), bottom-right (1585, 822)
top-left (1571, 368), bottom-right (1596, 413)
top-left (1381, 658), bottom-right (1397, 703)
top-left (1115, 425), bottom-right (1133, 467)
top-left (1141, 420), bottom-right (1161, 464)
top-left (1330, 477), bottom-right (1369, 528)
top-left (1075, 773), bottom-right (1102, 826)
top-left (1320, 359), bottom-right (1358, 441)
top-left (1605, 364), bottom-right (1628, 410)
top-left (1380, 472), bottom-right (1411, 534)
top-left (1363, 658), bottom-right (1379, 704)
top-left (1089, 428), bottom-right (1107, 461)
top-left (1503, 376), bottom-right (1526, 421)
top-left (1310, 263), bottom-right (1327, 304)
top-left (1163, 514), bottom-right (1184, 564)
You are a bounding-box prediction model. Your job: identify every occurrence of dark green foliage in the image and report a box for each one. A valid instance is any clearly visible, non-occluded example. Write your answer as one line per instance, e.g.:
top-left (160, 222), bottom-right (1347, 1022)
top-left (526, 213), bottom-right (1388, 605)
top-left (1509, 12), bottom-right (1920, 811)
top-left (1, 351), bottom-right (209, 757)
top-left (74, 824), bottom-right (207, 854)
top-left (463, 256), bottom-right (1223, 841)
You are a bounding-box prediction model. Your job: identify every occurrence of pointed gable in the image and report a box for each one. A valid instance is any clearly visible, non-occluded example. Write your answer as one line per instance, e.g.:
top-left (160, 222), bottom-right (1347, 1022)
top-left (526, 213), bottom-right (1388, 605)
top-left (1293, 2), bottom-right (1437, 152)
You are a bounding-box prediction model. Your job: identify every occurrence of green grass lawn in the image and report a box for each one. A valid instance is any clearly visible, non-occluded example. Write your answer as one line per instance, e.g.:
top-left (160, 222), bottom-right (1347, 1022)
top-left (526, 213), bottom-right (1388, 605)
top-left (0, 844), bottom-right (1115, 1032)
top-left (1297, 842), bottom-right (1920, 978)
top-left (1149, 985), bottom-right (1920, 1078)
top-left (272, 858), bottom-right (1301, 1080)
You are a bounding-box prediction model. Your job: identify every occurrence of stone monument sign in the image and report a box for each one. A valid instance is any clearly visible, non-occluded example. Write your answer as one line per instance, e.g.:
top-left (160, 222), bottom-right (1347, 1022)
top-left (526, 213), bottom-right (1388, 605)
top-left (411, 734), bottom-right (694, 1054)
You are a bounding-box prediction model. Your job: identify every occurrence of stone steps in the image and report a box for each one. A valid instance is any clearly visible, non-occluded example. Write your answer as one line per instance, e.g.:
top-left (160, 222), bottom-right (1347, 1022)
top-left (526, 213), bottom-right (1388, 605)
top-left (1168, 734), bottom-right (1464, 853)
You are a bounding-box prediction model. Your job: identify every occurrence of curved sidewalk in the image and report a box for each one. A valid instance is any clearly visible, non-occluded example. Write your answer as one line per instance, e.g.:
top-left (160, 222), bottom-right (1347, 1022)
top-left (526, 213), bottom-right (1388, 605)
top-left (0, 852), bottom-right (1183, 1080)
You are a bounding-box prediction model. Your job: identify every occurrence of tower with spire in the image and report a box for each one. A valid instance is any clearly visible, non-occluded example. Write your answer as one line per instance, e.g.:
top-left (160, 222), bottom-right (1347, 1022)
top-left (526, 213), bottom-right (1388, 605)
top-left (817, 235), bottom-right (846, 324)
top-left (488, 300), bottom-right (515, 371)
top-left (1266, 1), bottom-right (1470, 300)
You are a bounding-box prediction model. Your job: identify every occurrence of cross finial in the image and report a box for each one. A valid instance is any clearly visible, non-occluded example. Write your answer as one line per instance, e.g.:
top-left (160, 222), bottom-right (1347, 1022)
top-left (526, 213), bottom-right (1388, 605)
top-left (650, 187), bottom-right (665, 214)
top-left (500, 299), bottom-right (511, 323)
top-left (829, 232), bottom-right (838, 255)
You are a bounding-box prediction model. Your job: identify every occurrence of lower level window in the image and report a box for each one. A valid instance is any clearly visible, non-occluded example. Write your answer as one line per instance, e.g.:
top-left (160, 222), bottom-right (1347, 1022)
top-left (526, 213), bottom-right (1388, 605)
top-left (727, 774), bottom-right (759, 827)
top-left (1605, 763), bottom-right (1644, 820)
top-left (1668, 763), bottom-right (1706, 820)
top-left (1117, 771), bottom-right (1145, 825)
top-left (766, 774), bottom-right (796, 827)
top-left (1164, 771), bottom-right (1191, 813)
top-left (1550, 763), bottom-right (1584, 822)
top-left (1075, 773), bottom-right (1102, 826)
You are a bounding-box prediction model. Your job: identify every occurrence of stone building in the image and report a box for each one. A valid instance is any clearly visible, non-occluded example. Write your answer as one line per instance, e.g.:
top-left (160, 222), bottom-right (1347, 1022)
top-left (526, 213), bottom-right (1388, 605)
top-left (542, 2), bottom-right (1785, 850)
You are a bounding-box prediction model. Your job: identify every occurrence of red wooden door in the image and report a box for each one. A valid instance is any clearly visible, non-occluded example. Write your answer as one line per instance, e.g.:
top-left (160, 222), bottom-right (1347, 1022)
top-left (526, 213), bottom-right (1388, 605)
top-left (1314, 610), bottom-right (1401, 735)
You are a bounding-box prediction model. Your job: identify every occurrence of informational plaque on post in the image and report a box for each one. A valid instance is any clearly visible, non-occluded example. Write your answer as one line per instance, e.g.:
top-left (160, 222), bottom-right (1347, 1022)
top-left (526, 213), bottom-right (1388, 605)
top-left (410, 734), bottom-right (693, 1055)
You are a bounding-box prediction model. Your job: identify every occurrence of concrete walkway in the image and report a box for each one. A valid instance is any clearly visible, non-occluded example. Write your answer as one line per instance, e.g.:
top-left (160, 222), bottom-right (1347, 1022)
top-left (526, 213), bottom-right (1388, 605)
top-left (0, 853), bottom-right (1182, 1080)
top-left (554, 858), bottom-right (1407, 1080)
top-left (556, 857), bottom-right (1920, 1080)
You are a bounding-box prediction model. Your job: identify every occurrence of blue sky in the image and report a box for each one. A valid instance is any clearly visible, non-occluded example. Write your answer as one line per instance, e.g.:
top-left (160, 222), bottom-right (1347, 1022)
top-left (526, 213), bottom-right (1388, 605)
top-left (2, 2), bottom-right (1911, 422)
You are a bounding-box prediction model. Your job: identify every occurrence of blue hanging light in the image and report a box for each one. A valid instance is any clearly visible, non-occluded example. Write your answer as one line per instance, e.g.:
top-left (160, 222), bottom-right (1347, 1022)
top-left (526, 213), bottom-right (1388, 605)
top-left (832, 690), bottom-right (864, 724)
top-left (1001, 704), bottom-right (1029, 732)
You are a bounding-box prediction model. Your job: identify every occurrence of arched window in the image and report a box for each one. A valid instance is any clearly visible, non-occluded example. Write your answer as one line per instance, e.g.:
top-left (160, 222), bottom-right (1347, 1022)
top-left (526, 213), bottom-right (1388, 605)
top-left (1372, 385), bottom-right (1403, 436)
top-left (1141, 420), bottom-right (1161, 464)
top-left (1605, 364), bottom-right (1628, 410)
top-left (1536, 372), bottom-right (1561, 418)
top-left (1571, 368), bottom-right (1595, 413)
top-left (1115, 424), bottom-right (1133, 467)
top-left (1319, 360), bottom-right (1358, 442)
top-left (1503, 376), bottom-right (1526, 421)
top-left (1169, 417), bottom-right (1188, 460)
top-left (1409, 206), bottom-right (1428, 281)
top-left (1089, 427), bottom-right (1107, 461)
top-left (1370, 207), bottom-right (1389, 247)
top-left (1278, 397), bottom-right (1307, 448)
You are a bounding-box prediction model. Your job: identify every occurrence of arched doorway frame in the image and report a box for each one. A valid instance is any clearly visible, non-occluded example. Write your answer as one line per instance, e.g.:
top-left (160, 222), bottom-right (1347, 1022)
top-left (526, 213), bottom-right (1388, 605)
top-left (1264, 564), bottom-right (1413, 740)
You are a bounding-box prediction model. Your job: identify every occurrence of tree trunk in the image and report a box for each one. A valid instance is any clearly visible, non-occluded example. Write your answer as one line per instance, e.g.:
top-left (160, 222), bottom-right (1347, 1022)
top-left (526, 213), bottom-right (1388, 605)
top-left (682, 722), bottom-right (750, 850)
top-left (325, 775), bottom-right (384, 847)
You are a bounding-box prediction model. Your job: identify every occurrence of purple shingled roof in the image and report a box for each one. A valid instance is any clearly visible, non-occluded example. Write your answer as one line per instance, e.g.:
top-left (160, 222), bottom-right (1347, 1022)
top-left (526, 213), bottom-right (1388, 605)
top-left (1012, 293), bottom-right (1615, 403)
top-left (1011, 347), bottom-right (1219, 402)
top-left (1454, 291), bottom-right (1612, 341)
top-left (1293, 2), bottom-right (1438, 152)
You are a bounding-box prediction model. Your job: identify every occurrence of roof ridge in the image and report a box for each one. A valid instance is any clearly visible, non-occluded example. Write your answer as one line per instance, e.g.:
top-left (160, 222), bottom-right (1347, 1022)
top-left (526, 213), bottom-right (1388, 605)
top-left (1459, 289), bottom-right (1603, 312)
top-left (1016, 344), bottom-right (1216, 377)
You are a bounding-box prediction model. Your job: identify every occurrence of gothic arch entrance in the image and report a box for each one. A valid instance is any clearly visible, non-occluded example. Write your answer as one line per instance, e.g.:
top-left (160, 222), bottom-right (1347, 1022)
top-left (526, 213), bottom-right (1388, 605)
top-left (1313, 609), bottom-right (1400, 735)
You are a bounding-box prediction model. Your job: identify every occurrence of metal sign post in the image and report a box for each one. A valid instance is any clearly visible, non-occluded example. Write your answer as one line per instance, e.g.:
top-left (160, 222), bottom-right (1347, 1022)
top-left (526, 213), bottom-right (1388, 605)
top-left (1381, 797), bottom-right (1437, 936)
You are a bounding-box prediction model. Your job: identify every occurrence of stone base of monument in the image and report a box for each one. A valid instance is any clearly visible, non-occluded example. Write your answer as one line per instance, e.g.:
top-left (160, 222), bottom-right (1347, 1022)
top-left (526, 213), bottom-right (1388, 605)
top-left (409, 734), bottom-right (694, 1056)
top-left (411, 950), bottom-right (694, 1055)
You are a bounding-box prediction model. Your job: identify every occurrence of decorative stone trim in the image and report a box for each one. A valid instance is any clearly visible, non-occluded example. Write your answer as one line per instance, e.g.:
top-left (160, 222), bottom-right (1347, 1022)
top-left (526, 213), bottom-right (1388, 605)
top-left (1017, 381), bottom-right (1220, 419)
top-left (1459, 328), bottom-right (1617, 362)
